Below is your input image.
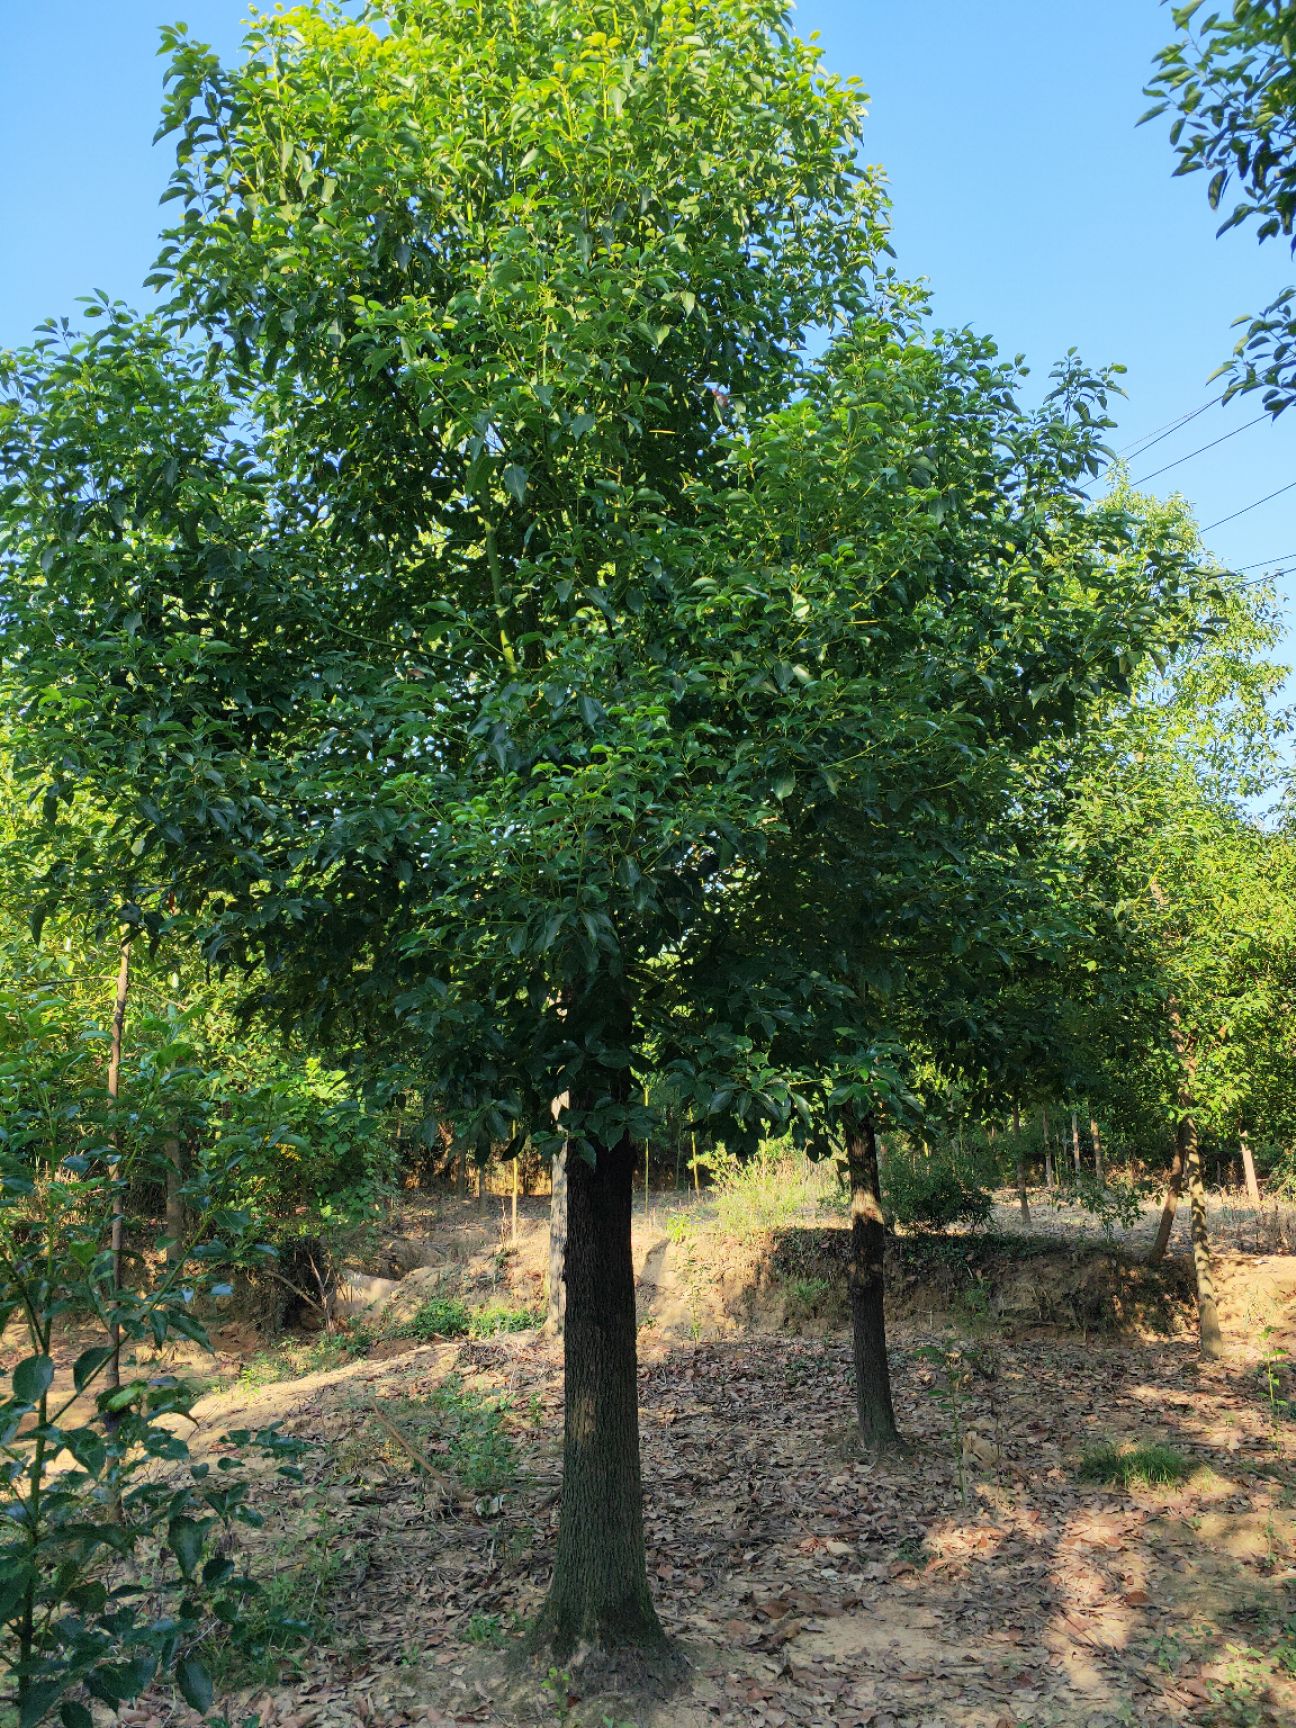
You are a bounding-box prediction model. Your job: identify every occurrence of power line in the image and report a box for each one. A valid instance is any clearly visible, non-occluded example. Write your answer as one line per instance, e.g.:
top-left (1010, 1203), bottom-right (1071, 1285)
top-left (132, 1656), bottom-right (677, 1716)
top-left (1130, 413), bottom-right (1266, 485)
top-left (1201, 479), bottom-right (1296, 532)
top-left (1115, 393), bottom-right (1224, 460)
top-left (1235, 549), bottom-right (1296, 571)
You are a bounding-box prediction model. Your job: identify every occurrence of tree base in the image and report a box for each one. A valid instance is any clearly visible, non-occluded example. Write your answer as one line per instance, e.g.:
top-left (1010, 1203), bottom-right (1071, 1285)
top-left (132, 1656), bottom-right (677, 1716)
top-left (525, 1601), bottom-right (682, 1691)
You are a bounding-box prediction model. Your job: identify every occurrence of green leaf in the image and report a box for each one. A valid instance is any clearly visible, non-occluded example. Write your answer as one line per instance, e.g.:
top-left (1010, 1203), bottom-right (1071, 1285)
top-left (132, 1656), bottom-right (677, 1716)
top-left (502, 464), bottom-right (528, 504)
top-left (176, 1654), bottom-right (213, 1714)
top-left (169, 1514), bottom-right (206, 1579)
top-left (60, 1703), bottom-right (94, 1728)
top-left (73, 1346), bottom-right (114, 1392)
top-left (12, 1354), bottom-right (54, 1404)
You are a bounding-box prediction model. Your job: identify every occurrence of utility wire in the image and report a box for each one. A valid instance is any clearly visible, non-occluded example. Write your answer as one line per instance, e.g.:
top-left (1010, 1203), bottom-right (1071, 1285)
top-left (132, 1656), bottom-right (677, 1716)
top-left (1235, 549), bottom-right (1296, 571)
top-left (1115, 393), bottom-right (1224, 460)
top-left (1129, 413), bottom-right (1266, 485)
top-left (1201, 479), bottom-right (1296, 532)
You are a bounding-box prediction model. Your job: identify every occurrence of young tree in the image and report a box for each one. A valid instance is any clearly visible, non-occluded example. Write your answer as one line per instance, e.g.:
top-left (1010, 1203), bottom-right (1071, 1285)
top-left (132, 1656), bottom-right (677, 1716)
top-left (0, 0), bottom-right (1224, 1658)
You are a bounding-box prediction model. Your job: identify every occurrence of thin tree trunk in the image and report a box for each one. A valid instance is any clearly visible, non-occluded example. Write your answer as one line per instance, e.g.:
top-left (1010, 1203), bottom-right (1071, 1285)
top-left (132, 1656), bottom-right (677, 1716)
top-left (844, 1112), bottom-right (900, 1450)
top-left (164, 1134), bottom-right (186, 1268)
top-left (106, 941), bottom-right (132, 1401)
top-left (1071, 1110), bottom-right (1082, 1175)
top-left (1090, 1115), bottom-right (1105, 1187)
top-left (1150, 1128), bottom-right (1185, 1261)
top-left (1183, 1109), bottom-right (1224, 1357)
top-left (691, 1132), bottom-right (700, 1195)
top-left (548, 1140), bottom-right (568, 1337)
top-left (1240, 1127), bottom-right (1262, 1207)
top-left (1012, 1101), bottom-right (1029, 1224)
top-left (511, 1147), bottom-right (519, 1244)
top-left (535, 1122), bottom-right (662, 1656)
top-left (1041, 1104), bottom-right (1054, 1188)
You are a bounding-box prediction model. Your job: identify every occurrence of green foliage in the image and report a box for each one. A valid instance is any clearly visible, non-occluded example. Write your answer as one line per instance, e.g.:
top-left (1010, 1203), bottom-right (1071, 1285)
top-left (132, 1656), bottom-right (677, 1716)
top-left (388, 1297), bottom-right (541, 1343)
top-left (1146, 2), bottom-right (1296, 412)
top-left (1076, 1441), bottom-right (1194, 1488)
top-left (0, 1065), bottom-right (307, 1726)
top-left (882, 1148), bottom-right (994, 1234)
top-left (429, 1377), bottom-right (517, 1498)
top-left (711, 1142), bottom-right (839, 1239)
top-left (464, 1612), bottom-right (507, 1649)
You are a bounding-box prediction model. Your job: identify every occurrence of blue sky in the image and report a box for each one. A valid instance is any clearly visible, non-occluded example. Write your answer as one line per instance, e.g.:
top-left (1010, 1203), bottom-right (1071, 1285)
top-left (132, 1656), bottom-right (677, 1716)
top-left (3, 0), bottom-right (1294, 677)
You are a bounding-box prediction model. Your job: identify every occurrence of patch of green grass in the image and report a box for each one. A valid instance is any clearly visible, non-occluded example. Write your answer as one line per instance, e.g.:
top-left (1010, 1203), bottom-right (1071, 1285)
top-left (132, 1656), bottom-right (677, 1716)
top-left (201, 1526), bottom-right (341, 1690)
top-left (713, 1144), bottom-right (840, 1239)
top-left (470, 1300), bottom-right (542, 1336)
top-left (1077, 1440), bottom-right (1194, 1488)
top-left (430, 1374), bottom-right (517, 1496)
top-left (389, 1295), bottom-right (541, 1342)
top-left (465, 1611), bottom-right (506, 1647)
top-left (237, 1329), bottom-right (369, 1389)
top-left (392, 1295), bottom-right (472, 1339)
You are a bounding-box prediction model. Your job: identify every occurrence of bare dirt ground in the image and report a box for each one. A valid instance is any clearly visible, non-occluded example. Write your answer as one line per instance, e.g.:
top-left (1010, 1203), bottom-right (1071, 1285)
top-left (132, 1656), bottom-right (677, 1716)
top-left (83, 1182), bottom-right (1296, 1728)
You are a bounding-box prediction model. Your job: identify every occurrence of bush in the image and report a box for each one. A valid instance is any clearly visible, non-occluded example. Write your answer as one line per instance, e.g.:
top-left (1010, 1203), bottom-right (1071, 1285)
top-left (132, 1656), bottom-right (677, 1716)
top-left (883, 1153), bottom-right (993, 1232)
top-left (0, 982), bottom-right (305, 1726)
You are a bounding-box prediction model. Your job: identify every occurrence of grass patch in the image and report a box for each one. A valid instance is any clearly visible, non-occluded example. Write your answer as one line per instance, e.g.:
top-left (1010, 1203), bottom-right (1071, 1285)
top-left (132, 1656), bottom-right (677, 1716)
top-left (388, 1296), bottom-right (542, 1342)
top-left (431, 1375), bottom-right (517, 1496)
top-left (238, 1329), bottom-right (369, 1389)
top-left (713, 1144), bottom-right (840, 1240)
top-left (202, 1524), bottom-right (341, 1690)
top-left (464, 1611), bottom-right (507, 1648)
top-left (1077, 1440), bottom-right (1194, 1487)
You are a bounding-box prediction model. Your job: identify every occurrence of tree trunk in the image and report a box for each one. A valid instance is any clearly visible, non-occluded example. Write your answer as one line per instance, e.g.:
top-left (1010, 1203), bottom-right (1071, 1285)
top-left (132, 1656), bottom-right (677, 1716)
top-left (164, 1134), bottom-right (186, 1267)
top-left (1150, 1129), bottom-right (1185, 1262)
top-left (1240, 1128), bottom-right (1262, 1207)
top-left (511, 1147), bottom-right (520, 1244)
top-left (1181, 1110), bottom-right (1224, 1357)
top-left (106, 941), bottom-right (132, 1400)
top-left (536, 1126), bottom-right (662, 1656)
top-left (1090, 1115), bottom-right (1105, 1187)
top-left (1070, 1110), bottom-right (1081, 1175)
top-left (547, 1141), bottom-right (568, 1337)
top-left (844, 1113), bottom-right (900, 1450)
top-left (1012, 1101), bottom-right (1029, 1224)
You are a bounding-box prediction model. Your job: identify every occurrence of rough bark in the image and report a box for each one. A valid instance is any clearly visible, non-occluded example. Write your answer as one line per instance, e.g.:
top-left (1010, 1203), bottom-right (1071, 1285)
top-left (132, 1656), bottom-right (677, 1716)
top-left (1240, 1128), bottom-right (1262, 1208)
top-left (1090, 1115), bottom-right (1105, 1187)
top-left (844, 1113), bottom-right (900, 1450)
top-left (535, 1125), bottom-right (662, 1656)
top-left (1070, 1110), bottom-right (1082, 1175)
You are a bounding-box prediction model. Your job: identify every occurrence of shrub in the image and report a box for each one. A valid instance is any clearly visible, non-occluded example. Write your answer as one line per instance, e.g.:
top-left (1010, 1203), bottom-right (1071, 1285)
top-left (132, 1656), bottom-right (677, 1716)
top-left (0, 992), bottom-right (305, 1726)
top-left (884, 1153), bottom-right (993, 1232)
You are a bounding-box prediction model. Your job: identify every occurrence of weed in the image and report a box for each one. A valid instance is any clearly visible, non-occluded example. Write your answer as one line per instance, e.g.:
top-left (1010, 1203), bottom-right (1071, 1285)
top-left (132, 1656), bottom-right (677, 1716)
top-left (712, 1142), bottom-right (838, 1239)
top-left (388, 1295), bottom-right (540, 1342)
top-left (203, 1516), bottom-right (341, 1690)
top-left (465, 1611), bottom-right (506, 1647)
top-left (430, 1375), bottom-right (517, 1496)
top-left (1259, 1325), bottom-right (1292, 1438)
top-left (391, 1295), bottom-right (472, 1339)
top-left (914, 1342), bottom-right (970, 1507)
top-left (470, 1300), bottom-right (542, 1336)
top-left (1077, 1440), bottom-right (1194, 1487)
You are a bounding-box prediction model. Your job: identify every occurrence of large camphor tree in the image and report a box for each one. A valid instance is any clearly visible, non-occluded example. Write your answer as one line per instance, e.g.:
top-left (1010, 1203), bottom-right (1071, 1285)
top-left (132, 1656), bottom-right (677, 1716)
top-left (1, 0), bottom-right (1216, 1659)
